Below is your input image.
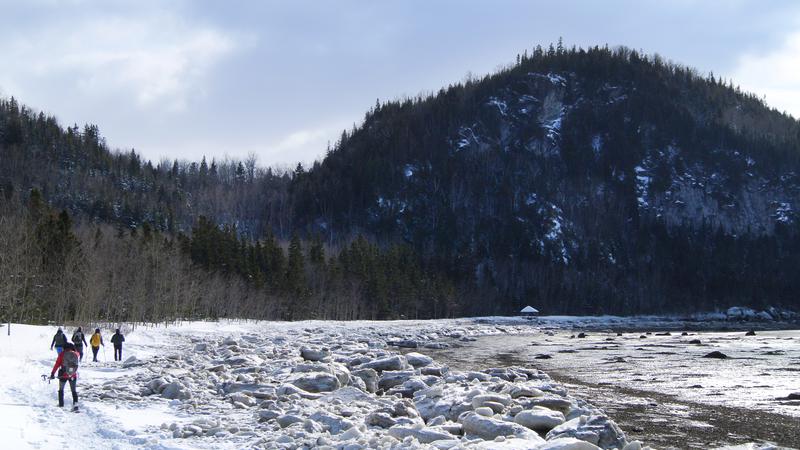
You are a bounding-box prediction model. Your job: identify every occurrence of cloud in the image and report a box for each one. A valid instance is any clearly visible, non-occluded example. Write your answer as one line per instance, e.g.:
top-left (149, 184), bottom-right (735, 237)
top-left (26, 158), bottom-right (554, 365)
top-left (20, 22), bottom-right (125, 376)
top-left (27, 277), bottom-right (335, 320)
top-left (731, 31), bottom-right (800, 118)
top-left (268, 122), bottom-right (352, 165)
top-left (1, 12), bottom-right (242, 111)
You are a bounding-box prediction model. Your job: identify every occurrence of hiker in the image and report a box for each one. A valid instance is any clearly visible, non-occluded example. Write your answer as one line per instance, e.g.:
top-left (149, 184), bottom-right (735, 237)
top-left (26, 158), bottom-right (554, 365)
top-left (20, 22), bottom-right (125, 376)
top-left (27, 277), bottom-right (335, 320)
top-left (110, 329), bottom-right (125, 361)
top-left (72, 327), bottom-right (88, 360)
top-left (50, 328), bottom-right (67, 354)
top-left (50, 342), bottom-right (80, 410)
top-left (90, 328), bottom-right (104, 362)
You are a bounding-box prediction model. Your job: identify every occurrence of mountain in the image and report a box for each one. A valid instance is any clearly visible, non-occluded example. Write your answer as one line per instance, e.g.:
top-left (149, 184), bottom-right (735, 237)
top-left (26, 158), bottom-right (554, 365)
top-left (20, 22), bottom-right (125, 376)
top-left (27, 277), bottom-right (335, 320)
top-left (292, 44), bottom-right (800, 314)
top-left (2, 43), bottom-right (799, 320)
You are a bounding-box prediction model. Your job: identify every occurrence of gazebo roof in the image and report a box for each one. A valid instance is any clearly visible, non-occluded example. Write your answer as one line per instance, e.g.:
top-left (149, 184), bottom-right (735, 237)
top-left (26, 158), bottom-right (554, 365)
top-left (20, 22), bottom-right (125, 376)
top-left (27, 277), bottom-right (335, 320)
top-left (520, 306), bottom-right (539, 313)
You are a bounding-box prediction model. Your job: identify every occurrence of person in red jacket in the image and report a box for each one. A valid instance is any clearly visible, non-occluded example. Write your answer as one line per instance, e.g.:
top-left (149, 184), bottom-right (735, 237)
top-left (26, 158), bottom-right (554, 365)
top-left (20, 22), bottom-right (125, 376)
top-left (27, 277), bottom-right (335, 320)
top-left (50, 342), bottom-right (80, 409)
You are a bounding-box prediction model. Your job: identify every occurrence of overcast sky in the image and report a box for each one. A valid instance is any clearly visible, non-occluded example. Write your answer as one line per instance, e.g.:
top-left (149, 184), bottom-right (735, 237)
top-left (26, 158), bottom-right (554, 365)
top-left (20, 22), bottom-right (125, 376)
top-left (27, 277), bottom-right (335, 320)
top-left (2, 0), bottom-right (800, 167)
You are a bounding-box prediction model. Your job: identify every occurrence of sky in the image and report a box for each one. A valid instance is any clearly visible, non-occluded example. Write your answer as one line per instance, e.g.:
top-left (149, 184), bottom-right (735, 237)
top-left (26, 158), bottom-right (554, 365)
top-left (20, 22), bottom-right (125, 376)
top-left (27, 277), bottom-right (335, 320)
top-left (2, 0), bottom-right (800, 167)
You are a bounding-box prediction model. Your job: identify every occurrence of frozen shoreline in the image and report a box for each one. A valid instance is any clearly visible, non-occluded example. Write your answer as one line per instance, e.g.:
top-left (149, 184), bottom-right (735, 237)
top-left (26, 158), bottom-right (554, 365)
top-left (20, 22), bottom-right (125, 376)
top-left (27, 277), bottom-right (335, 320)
top-left (0, 315), bottom-right (797, 449)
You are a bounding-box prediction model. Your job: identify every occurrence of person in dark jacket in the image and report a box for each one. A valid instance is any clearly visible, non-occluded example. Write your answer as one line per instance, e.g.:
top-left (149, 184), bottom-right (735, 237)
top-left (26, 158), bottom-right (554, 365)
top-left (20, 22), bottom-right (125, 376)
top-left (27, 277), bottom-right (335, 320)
top-left (50, 342), bottom-right (80, 409)
top-left (89, 328), bottom-right (104, 362)
top-left (72, 327), bottom-right (88, 360)
top-left (110, 329), bottom-right (125, 361)
top-left (50, 328), bottom-right (67, 354)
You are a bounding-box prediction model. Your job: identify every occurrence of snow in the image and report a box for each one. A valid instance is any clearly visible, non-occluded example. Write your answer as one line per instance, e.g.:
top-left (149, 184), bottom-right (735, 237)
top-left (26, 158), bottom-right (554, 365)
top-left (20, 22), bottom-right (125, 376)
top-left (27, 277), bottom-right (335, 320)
top-left (487, 97), bottom-right (509, 116)
top-left (634, 165), bottom-right (651, 208)
top-left (2, 312), bottom-right (794, 449)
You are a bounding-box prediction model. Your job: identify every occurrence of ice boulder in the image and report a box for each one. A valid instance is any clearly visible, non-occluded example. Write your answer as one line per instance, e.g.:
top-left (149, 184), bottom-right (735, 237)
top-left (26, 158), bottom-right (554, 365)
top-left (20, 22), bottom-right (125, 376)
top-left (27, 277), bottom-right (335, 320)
top-left (405, 352), bottom-right (434, 367)
top-left (513, 406), bottom-right (566, 432)
top-left (546, 415), bottom-right (627, 449)
top-left (300, 346), bottom-right (331, 361)
top-left (459, 412), bottom-right (544, 441)
top-left (537, 437), bottom-right (602, 450)
top-left (288, 371), bottom-right (341, 393)
top-left (161, 381), bottom-right (192, 400)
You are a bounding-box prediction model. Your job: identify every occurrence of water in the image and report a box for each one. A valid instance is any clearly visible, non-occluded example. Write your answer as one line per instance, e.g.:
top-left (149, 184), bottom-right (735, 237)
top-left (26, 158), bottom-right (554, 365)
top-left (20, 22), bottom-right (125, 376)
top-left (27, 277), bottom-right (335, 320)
top-left (426, 329), bottom-right (800, 449)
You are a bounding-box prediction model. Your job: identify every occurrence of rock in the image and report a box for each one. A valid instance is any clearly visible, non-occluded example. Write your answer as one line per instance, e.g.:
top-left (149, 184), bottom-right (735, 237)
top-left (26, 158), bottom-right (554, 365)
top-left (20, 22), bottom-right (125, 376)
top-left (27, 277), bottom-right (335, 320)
top-left (513, 406), bottom-right (566, 432)
top-left (193, 342), bottom-right (207, 351)
top-left (745, 330), bottom-right (756, 336)
top-left (787, 392), bottom-right (800, 400)
top-left (300, 346), bottom-right (331, 361)
top-left (405, 352), bottom-right (434, 367)
top-left (475, 407), bottom-right (494, 417)
top-left (352, 368), bottom-right (379, 393)
top-left (546, 415), bottom-right (627, 449)
top-left (689, 339), bottom-right (702, 345)
top-left (228, 392), bottom-right (256, 407)
top-left (388, 339), bottom-right (418, 348)
top-left (378, 370), bottom-right (415, 390)
top-left (509, 386), bottom-right (544, 399)
top-left (161, 381), bottom-right (192, 400)
top-left (365, 411), bottom-right (397, 428)
top-left (420, 366), bottom-right (449, 377)
top-left (358, 355), bottom-right (408, 372)
top-left (276, 383), bottom-right (323, 400)
top-left (387, 425), bottom-right (453, 443)
top-left (535, 354), bottom-right (553, 359)
top-left (537, 437), bottom-right (602, 450)
top-left (702, 351), bottom-right (728, 359)
top-left (258, 410), bottom-right (280, 422)
top-left (122, 356), bottom-right (145, 368)
top-left (471, 393), bottom-right (512, 409)
top-left (460, 412), bottom-right (544, 442)
top-left (276, 414), bottom-right (304, 428)
top-left (289, 371), bottom-right (341, 393)
top-left (577, 333), bottom-right (587, 338)
top-left (309, 411), bottom-right (354, 434)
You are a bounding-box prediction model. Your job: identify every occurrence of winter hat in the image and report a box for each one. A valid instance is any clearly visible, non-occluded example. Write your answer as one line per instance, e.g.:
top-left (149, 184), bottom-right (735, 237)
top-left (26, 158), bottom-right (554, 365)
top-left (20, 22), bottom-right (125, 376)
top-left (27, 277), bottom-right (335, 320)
top-left (57, 327), bottom-right (63, 332)
top-left (64, 342), bottom-right (76, 351)
top-left (77, 327), bottom-right (82, 332)
top-left (95, 328), bottom-right (100, 333)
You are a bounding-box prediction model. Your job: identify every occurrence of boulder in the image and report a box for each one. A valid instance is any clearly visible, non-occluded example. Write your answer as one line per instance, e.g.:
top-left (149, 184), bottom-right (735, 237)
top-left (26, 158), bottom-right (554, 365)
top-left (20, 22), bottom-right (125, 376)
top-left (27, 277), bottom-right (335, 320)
top-left (122, 356), bottom-right (145, 368)
top-left (358, 355), bottom-right (408, 372)
top-left (537, 437), bottom-right (602, 450)
top-left (471, 393), bottom-right (512, 409)
top-left (460, 412), bottom-right (544, 442)
top-left (161, 381), bottom-right (192, 400)
top-left (405, 352), bottom-right (434, 367)
top-left (352, 368), bottom-right (379, 393)
top-left (276, 383), bottom-right (323, 400)
top-left (289, 371), bottom-right (341, 393)
top-left (300, 346), bottom-right (331, 362)
top-left (309, 411), bottom-right (354, 435)
top-left (378, 370), bottom-right (415, 390)
top-left (388, 339), bottom-right (418, 348)
top-left (546, 415), bottom-right (627, 449)
top-left (702, 351), bottom-right (728, 359)
top-left (365, 411), bottom-right (397, 428)
top-left (513, 407), bottom-right (566, 432)
top-left (387, 425), bottom-right (453, 443)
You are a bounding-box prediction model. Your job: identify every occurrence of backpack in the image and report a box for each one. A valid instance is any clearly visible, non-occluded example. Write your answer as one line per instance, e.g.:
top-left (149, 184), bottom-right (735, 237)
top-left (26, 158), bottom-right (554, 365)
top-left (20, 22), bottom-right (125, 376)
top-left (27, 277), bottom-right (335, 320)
top-left (62, 351), bottom-right (79, 378)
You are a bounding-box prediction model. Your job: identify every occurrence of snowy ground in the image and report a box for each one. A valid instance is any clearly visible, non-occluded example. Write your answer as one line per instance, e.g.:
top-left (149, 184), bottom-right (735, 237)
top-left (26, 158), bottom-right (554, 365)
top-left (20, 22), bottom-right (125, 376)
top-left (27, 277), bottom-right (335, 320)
top-left (0, 316), bottom-right (795, 450)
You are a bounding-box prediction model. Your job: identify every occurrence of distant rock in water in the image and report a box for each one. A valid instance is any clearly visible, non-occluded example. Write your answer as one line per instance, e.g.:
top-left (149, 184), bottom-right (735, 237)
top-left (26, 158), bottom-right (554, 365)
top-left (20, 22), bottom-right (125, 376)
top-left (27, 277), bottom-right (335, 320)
top-left (577, 333), bottom-right (587, 338)
top-left (703, 351), bottom-right (729, 359)
top-left (688, 339), bottom-right (702, 345)
top-left (534, 354), bottom-right (552, 359)
top-left (745, 330), bottom-right (756, 336)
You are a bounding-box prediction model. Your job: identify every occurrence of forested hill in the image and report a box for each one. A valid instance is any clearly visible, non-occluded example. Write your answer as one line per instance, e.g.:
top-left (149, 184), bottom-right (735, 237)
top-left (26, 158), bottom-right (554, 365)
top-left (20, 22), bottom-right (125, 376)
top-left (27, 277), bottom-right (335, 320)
top-left (292, 45), bottom-right (800, 314)
top-left (2, 44), bottom-right (800, 322)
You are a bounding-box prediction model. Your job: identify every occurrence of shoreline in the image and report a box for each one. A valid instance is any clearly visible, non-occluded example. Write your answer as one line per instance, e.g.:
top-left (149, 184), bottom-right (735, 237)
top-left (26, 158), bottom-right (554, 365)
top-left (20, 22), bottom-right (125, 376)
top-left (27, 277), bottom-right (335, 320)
top-left (424, 328), bottom-right (800, 449)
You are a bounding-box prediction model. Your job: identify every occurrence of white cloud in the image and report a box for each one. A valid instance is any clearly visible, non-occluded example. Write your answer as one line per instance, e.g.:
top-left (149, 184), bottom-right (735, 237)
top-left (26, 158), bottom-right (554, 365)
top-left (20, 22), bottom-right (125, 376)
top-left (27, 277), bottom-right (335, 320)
top-left (731, 31), bottom-right (800, 118)
top-left (1, 12), bottom-right (241, 111)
